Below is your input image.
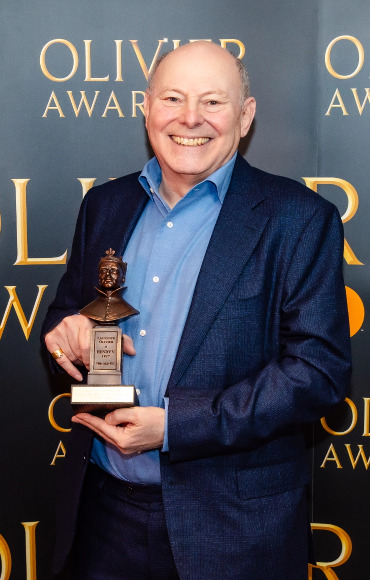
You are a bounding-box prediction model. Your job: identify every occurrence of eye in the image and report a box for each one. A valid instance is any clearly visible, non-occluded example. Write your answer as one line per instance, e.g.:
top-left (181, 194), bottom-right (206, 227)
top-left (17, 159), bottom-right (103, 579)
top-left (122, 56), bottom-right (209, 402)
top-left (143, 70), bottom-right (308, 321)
top-left (207, 100), bottom-right (219, 106)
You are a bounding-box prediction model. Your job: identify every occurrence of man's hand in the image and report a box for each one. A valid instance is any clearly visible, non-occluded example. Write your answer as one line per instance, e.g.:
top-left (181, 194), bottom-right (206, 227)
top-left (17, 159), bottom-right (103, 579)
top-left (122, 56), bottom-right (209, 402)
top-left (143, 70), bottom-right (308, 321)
top-left (44, 314), bottom-right (136, 381)
top-left (71, 407), bottom-right (165, 454)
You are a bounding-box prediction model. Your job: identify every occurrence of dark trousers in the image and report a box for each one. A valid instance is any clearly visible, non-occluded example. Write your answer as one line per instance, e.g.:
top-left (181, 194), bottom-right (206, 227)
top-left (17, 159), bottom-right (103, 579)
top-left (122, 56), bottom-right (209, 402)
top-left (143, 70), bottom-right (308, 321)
top-left (70, 463), bottom-right (179, 580)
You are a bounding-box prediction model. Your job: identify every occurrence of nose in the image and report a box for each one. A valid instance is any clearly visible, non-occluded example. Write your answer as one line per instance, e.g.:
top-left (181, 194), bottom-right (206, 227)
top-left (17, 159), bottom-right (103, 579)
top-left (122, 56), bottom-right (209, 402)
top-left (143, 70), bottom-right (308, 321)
top-left (179, 101), bottom-right (203, 128)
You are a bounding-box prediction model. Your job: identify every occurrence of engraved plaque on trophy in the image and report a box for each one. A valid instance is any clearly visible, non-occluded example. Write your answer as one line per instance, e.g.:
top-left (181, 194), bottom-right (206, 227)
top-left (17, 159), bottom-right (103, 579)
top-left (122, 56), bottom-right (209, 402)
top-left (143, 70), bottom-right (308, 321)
top-left (71, 248), bottom-right (139, 416)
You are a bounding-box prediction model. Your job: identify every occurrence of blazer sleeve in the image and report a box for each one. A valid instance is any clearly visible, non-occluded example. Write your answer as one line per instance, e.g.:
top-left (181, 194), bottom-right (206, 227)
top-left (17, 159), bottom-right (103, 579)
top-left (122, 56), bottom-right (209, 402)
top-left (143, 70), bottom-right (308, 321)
top-left (40, 192), bottom-right (91, 351)
top-left (167, 204), bottom-right (352, 462)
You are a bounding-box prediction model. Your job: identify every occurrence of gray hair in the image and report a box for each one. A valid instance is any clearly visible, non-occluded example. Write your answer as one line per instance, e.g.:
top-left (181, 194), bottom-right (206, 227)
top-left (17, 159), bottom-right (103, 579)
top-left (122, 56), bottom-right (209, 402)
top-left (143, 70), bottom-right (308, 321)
top-left (147, 47), bottom-right (250, 104)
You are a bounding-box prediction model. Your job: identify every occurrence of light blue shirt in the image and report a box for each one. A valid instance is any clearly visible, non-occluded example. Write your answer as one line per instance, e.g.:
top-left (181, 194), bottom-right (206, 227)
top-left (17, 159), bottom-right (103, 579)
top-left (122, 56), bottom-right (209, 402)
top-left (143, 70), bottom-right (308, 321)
top-left (91, 153), bottom-right (237, 484)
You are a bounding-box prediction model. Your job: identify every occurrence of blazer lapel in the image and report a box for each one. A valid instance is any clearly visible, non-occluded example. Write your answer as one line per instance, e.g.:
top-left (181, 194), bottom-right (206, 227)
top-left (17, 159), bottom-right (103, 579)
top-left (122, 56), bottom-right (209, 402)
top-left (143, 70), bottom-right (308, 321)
top-left (168, 157), bottom-right (269, 388)
top-left (88, 174), bottom-right (148, 263)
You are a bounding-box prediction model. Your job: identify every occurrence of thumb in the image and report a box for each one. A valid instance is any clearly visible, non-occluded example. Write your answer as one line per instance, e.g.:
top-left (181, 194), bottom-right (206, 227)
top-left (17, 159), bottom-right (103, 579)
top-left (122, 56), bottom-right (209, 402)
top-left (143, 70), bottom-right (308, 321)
top-left (122, 334), bottom-right (136, 355)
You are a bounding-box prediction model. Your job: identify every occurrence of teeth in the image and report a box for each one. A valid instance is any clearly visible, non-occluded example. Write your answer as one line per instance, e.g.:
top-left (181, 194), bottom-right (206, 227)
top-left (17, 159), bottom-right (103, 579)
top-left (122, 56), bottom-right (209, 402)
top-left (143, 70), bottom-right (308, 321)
top-left (171, 136), bottom-right (210, 146)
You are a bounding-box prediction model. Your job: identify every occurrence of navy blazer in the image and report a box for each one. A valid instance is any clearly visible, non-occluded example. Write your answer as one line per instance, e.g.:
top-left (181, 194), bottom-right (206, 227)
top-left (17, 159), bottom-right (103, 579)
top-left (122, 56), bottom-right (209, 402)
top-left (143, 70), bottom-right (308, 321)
top-left (42, 155), bottom-right (351, 579)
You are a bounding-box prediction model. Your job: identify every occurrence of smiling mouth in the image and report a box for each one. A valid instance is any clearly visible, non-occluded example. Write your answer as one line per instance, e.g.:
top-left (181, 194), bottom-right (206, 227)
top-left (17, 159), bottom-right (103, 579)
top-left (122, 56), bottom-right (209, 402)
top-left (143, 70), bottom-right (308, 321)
top-left (171, 136), bottom-right (210, 146)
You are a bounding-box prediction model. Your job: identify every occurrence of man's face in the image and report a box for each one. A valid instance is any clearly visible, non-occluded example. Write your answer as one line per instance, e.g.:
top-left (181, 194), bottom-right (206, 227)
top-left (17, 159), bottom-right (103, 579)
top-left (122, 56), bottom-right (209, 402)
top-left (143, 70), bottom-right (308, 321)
top-left (144, 42), bottom-right (256, 190)
top-left (99, 262), bottom-right (123, 290)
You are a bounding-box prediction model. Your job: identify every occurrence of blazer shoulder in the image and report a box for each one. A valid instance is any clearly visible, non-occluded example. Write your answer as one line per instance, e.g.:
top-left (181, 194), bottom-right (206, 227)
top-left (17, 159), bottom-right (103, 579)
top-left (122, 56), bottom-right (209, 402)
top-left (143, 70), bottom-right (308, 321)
top-left (83, 170), bottom-right (143, 204)
top-left (237, 157), bottom-right (338, 220)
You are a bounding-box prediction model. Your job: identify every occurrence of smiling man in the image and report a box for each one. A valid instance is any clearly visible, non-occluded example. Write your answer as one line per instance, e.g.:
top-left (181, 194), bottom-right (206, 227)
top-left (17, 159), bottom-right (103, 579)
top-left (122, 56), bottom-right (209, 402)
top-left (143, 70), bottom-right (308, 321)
top-left (144, 43), bottom-right (254, 205)
top-left (42, 41), bottom-right (351, 580)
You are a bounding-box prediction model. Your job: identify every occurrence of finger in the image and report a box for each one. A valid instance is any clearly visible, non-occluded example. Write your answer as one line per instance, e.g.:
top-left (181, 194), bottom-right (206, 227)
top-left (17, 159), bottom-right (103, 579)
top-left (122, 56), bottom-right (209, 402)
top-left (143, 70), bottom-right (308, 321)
top-left (72, 413), bottom-right (139, 453)
top-left (45, 329), bottom-right (83, 380)
top-left (77, 319), bottom-right (93, 369)
top-left (45, 321), bottom-right (82, 365)
top-left (72, 413), bottom-right (127, 448)
top-left (122, 334), bottom-right (136, 356)
top-left (63, 315), bottom-right (95, 369)
top-left (48, 342), bottom-right (84, 381)
top-left (105, 407), bottom-right (137, 426)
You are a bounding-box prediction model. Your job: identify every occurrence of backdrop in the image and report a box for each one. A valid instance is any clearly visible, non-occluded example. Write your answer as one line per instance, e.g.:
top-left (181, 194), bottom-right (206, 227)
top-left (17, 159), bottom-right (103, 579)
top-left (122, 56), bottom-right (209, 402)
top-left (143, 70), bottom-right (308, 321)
top-left (0, 1), bottom-right (368, 578)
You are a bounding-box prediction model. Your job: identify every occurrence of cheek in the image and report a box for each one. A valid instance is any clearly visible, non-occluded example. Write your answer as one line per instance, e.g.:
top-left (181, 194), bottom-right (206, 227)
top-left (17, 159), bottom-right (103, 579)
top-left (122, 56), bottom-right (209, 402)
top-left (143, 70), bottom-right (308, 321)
top-left (148, 107), bottom-right (175, 131)
top-left (210, 114), bottom-right (240, 138)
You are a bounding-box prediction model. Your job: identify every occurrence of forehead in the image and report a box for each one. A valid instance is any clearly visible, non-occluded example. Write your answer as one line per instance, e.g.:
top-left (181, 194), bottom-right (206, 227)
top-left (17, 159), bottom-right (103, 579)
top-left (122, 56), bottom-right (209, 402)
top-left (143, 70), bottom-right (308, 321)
top-left (151, 45), bottom-right (241, 97)
top-left (100, 261), bottom-right (121, 270)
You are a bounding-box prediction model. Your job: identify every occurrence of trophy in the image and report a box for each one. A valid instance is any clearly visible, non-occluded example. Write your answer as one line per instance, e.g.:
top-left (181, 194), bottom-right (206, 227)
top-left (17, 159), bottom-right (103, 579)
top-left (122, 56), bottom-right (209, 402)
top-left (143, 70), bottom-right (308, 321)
top-left (71, 248), bottom-right (139, 416)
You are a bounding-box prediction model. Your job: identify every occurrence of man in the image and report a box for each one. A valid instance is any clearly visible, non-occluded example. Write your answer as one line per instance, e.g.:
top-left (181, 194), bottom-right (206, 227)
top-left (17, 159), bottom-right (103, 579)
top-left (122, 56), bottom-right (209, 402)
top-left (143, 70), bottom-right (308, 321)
top-left (42, 41), bottom-right (351, 579)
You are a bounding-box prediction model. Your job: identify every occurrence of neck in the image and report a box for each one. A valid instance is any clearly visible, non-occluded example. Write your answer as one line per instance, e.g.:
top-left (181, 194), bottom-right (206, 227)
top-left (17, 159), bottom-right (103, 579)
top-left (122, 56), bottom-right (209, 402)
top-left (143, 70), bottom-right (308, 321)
top-left (159, 175), bottom-right (201, 209)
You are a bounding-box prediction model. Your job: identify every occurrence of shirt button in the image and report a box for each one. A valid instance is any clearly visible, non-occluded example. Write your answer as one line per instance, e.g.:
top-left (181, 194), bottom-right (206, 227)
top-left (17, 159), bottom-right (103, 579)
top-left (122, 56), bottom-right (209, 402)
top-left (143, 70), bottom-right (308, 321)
top-left (150, 188), bottom-right (154, 194)
top-left (153, 276), bottom-right (159, 283)
top-left (140, 329), bottom-right (146, 336)
top-left (167, 221), bottom-right (173, 228)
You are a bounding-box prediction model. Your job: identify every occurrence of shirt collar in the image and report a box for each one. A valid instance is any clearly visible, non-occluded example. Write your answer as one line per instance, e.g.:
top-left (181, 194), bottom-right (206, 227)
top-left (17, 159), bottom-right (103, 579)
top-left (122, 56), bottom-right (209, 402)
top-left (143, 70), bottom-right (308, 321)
top-left (139, 152), bottom-right (237, 205)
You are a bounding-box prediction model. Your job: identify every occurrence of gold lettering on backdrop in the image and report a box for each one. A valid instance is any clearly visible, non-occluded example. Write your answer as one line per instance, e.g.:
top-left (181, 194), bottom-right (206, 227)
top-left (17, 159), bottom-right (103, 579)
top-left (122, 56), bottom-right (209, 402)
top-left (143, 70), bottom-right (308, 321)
top-left (132, 91), bottom-right (145, 117)
top-left (345, 444), bottom-right (370, 469)
top-left (302, 177), bottom-right (364, 265)
top-left (102, 91), bottom-right (124, 117)
top-left (326, 88), bottom-right (370, 116)
top-left (321, 397), bottom-right (357, 436)
top-left (320, 442), bottom-right (370, 471)
top-left (325, 89), bottom-right (349, 116)
top-left (40, 39), bottom-right (79, 82)
top-left (84, 40), bottom-right (109, 81)
top-left (48, 393), bottom-right (72, 432)
top-left (115, 40), bottom-right (123, 82)
top-left (67, 91), bottom-right (100, 117)
top-left (309, 524), bottom-right (352, 579)
top-left (219, 39), bottom-right (245, 59)
top-left (0, 534), bottom-right (11, 580)
top-left (42, 91), bottom-right (65, 117)
top-left (50, 441), bottom-right (67, 465)
top-left (345, 286), bottom-right (365, 337)
top-left (321, 443), bottom-right (370, 469)
top-left (351, 88), bottom-right (370, 114)
top-left (42, 91), bottom-right (147, 118)
top-left (0, 524), bottom-right (39, 580)
top-left (325, 35), bottom-right (364, 79)
top-left (0, 286), bottom-right (48, 340)
top-left (22, 522), bottom-right (38, 580)
top-left (320, 444), bottom-right (343, 469)
top-left (77, 178), bottom-right (97, 198)
top-left (321, 397), bottom-right (370, 437)
top-left (363, 398), bottom-right (370, 436)
top-left (40, 39), bottom-right (246, 86)
top-left (129, 39), bottom-right (167, 80)
top-left (12, 179), bottom-right (68, 264)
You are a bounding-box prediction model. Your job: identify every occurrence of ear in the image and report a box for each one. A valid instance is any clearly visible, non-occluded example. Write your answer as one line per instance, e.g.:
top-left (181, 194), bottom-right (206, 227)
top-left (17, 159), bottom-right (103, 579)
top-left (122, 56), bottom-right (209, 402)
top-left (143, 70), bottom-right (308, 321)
top-left (240, 97), bottom-right (256, 138)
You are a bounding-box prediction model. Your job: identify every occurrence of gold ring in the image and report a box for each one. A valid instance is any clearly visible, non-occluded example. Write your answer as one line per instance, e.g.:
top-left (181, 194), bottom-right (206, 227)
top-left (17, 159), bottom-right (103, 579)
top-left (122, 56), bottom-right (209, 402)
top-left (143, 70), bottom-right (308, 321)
top-left (51, 348), bottom-right (64, 359)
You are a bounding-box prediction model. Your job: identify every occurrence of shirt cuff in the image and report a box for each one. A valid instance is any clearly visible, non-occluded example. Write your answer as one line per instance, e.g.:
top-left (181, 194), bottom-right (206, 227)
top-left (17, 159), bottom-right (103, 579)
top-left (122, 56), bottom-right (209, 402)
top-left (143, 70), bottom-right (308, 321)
top-left (161, 397), bottom-right (169, 452)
